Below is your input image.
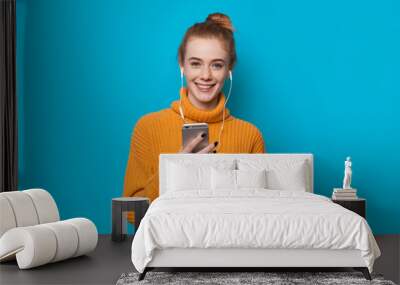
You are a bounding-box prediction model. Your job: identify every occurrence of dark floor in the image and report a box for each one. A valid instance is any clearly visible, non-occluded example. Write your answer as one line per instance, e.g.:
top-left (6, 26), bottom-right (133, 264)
top-left (0, 235), bottom-right (399, 285)
top-left (0, 235), bottom-right (134, 285)
top-left (374, 235), bottom-right (400, 284)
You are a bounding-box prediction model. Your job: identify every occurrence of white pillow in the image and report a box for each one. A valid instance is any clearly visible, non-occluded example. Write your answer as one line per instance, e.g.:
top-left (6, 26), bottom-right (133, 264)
top-left (167, 160), bottom-right (235, 192)
top-left (237, 169), bottom-right (267, 188)
top-left (238, 159), bottom-right (309, 191)
top-left (211, 168), bottom-right (267, 190)
top-left (211, 168), bottom-right (236, 190)
top-left (266, 166), bottom-right (307, 191)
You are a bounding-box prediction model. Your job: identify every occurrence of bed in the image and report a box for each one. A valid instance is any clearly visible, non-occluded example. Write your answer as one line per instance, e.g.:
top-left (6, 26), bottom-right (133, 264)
top-left (131, 154), bottom-right (380, 281)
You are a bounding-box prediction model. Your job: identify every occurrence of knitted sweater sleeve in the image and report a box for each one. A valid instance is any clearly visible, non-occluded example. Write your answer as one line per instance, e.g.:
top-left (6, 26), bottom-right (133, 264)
top-left (123, 116), bottom-right (159, 202)
top-left (251, 127), bottom-right (266, 153)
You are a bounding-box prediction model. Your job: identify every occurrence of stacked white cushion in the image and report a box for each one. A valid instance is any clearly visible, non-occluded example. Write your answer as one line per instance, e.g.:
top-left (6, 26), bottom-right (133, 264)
top-left (238, 158), bottom-right (310, 192)
top-left (236, 169), bottom-right (267, 188)
top-left (160, 154), bottom-right (313, 194)
top-left (166, 159), bottom-right (235, 192)
top-left (211, 168), bottom-right (267, 190)
top-left (167, 162), bottom-right (211, 191)
top-left (211, 168), bottom-right (236, 190)
top-left (0, 189), bottom-right (97, 269)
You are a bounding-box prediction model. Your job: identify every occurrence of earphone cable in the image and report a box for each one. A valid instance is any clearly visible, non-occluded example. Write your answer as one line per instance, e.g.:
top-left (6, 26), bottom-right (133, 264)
top-left (217, 72), bottom-right (232, 151)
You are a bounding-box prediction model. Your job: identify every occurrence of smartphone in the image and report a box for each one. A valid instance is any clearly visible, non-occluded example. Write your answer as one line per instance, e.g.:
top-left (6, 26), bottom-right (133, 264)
top-left (182, 123), bottom-right (209, 153)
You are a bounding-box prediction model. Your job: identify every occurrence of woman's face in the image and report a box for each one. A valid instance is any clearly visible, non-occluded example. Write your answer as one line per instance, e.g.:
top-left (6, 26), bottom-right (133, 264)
top-left (181, 37), bottom-right (230, 110)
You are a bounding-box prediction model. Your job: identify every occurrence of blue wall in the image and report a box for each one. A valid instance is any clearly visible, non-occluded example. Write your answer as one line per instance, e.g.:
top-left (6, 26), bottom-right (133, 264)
top-left (17, 0), bottom-right (400, 234)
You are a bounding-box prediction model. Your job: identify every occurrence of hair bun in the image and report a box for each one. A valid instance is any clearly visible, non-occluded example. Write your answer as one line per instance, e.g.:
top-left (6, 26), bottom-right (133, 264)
top-left (206, 13), bottom-right (234, 32)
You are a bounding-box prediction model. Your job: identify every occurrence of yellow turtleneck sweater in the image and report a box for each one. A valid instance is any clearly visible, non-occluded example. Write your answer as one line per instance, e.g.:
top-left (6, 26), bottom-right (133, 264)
top-left (123, 88), bottom-right (265, 205)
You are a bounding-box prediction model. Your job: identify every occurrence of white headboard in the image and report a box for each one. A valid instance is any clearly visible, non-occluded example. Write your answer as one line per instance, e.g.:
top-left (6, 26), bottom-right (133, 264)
top-left (159, 153), bottom-right (314, 195)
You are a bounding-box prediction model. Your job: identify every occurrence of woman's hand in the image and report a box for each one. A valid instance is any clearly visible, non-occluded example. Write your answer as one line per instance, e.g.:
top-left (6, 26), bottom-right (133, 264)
top-left (179, 132), bottom-right (218, 154)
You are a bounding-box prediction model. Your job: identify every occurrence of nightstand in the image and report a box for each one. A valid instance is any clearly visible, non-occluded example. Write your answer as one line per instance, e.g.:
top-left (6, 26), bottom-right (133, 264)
top-left (111, 197), bottom-right (150, 242)
top-left (332, 198), bottom-right (366, 219)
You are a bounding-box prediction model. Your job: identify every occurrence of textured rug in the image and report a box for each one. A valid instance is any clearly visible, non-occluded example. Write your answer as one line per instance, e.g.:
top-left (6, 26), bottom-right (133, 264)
top-left (116, 271), bottom-right (396, 285)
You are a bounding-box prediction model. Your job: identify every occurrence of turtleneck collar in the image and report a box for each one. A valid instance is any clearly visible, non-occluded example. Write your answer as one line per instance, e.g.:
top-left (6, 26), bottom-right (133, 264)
top-left (171, 88), bottom-right (231, 123)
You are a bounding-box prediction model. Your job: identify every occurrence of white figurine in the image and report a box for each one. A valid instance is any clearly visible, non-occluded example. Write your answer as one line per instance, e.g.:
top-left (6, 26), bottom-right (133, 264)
top-left (342, 156), bottom-right (352, 189)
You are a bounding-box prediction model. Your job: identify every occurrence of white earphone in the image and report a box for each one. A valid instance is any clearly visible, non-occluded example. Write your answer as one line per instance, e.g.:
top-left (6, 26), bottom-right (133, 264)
top-left (217, 70), bottom-right (233, 149)
top-left (179, 68), bottom-right (185, 120)
top-left (179, 68), bottom-right (233, 151)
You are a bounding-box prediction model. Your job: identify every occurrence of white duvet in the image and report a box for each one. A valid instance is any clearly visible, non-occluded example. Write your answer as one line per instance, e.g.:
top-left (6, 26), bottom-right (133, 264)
top-left (131, 190), bottom-right (380, 273)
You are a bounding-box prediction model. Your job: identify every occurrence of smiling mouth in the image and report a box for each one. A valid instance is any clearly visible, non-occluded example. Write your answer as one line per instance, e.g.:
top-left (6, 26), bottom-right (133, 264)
top-left (195, 83), bottom-right (216, 92)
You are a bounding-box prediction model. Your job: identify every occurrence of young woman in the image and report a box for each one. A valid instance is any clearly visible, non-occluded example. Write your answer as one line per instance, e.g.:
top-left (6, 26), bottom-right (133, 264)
top-left (123, 13), bottom-right (265, 206)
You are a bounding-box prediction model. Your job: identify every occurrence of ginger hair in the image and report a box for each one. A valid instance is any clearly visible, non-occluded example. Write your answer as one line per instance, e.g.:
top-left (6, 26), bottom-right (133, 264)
top-left (178, 13), bottom-right (237, 69)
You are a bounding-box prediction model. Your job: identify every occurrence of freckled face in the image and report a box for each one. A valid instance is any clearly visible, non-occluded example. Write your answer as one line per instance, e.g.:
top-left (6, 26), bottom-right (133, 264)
top-left (181, 37), bottom-right (230, 109)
